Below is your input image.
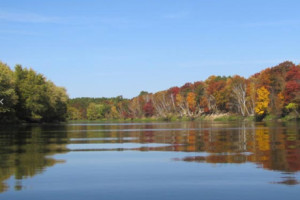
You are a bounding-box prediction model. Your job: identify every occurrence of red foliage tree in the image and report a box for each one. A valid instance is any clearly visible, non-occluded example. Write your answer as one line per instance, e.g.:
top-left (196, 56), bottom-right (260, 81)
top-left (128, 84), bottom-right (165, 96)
top-left (285, 66), bottom-right (300, 103)
top-left (180, 82), bottom-right (193, 96)
top-left (168, 87), bottom-right (180, 97)
top-left (143, 100), bottom-right (154, 117)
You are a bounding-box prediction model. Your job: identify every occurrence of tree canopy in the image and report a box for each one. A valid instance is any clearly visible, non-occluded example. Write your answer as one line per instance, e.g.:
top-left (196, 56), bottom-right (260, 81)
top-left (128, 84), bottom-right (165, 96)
top-left (0, 61), bottom-right (68, 122)
top-left (68, 61), bottom-right (300, 121)
top-left (1, 60), bottom-right (299, 122)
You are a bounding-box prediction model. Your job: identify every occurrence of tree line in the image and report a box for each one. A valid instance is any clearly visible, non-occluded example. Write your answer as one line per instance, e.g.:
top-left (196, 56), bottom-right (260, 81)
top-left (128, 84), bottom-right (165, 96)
top-left (68, 61), bottom-right (300, 121)
top-left (1, 60), bottom-right (299, 122)
top-left (0, 61), bottom-right (68, 122)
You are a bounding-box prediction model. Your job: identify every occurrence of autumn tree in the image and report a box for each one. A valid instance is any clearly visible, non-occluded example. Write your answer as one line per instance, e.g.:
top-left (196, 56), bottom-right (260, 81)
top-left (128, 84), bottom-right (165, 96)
top-left (180, 83), bottom-right (193, 96)
top-left (205, 76), bottom-right (229, 113)
top-left (186, 92), bottom-right (196, 114)
top-left (116, 100), bottom-right (131, 119)
top-left (5, 60), bottom-right (298, 122)
top-left (168, 87), bottom-right (180, 111)
top-left (193, 81), bottom-right (205, 103)
top-left (267, 63), bottom-right (291, 116)
top-left (129, 96), bottom-right (145, 118)
top-left (228, 75), bottom-right (248, 116)
top-left (109, 105), bottom-right (119, 119)
top-left (199, 96), bottom-right (210, 113)
top-left (143, 100), bottom-right (154, 117)
top-left (284, 66), bottom-right (300, 104)
top-left (255, 86), bottom-right (270, 116)
top-left (176, 93), bottom-right (187, 116)
top-left (151, 91), bottom-right (174, 117)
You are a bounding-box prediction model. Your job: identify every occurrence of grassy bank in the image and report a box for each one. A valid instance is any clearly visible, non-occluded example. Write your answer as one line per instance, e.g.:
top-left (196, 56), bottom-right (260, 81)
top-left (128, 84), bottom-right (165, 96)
top-left (67, 114), bottom-right (253, 123)
top-left (67, 113), bottom-right (300, 123)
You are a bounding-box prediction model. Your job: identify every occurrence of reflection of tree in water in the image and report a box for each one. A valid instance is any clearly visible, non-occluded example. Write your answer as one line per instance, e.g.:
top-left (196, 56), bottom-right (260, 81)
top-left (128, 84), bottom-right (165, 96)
top-left (1, 121), bottom-right (298, 192)
top-left (170, 122), bottom-right (300, 185)
top-left (0, 125), bottom-right (68, 193)
top-left (65, 122), bottom-right (300, 185)
top-left (67, 122), bottom-right (300, 184)
top-left (272, 174), bottom-right (300, 185)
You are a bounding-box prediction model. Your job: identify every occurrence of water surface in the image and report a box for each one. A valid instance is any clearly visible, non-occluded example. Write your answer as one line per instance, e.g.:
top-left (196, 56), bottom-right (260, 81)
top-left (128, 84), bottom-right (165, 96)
top-left (0, 121), bottom-right (300, 199)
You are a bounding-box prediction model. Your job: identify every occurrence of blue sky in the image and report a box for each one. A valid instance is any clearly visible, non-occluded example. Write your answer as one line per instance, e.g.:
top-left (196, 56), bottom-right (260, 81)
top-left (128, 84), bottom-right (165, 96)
top-left (0, 0), bottom-right (300, 98)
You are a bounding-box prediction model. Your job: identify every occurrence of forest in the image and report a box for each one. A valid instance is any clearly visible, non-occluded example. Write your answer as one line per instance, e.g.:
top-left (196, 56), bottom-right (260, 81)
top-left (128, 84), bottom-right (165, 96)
top-left (1, 61), bottom-right (300, 123)
top-left (68, 61), bottom-right (300, 121)
top-left (0, 62), bottom-right (68, 122)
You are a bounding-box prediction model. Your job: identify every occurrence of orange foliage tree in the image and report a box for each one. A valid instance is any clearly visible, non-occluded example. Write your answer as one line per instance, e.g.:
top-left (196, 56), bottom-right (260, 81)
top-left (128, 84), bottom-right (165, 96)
top-left (186, 92), bottom-right (196, 113)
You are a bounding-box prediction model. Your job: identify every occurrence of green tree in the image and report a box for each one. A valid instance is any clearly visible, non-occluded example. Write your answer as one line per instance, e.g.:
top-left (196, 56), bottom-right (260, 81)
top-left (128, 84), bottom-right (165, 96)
top-left (43, 81), bottom-right (68, 122)
top-left (87, 103), bottom-right (108, 120)
top-left (0, 62), bottom-right (18, 121)
top-left (67, 106), bottom-right (81, 120)
top-left (14, 66), bottom-right (47, 121)
top-left (110, 105), bottom-right (119, 119)
top-left (285, 103), bottom-right (299, 117)
top-left (14, 65), bottom-right (68, 122)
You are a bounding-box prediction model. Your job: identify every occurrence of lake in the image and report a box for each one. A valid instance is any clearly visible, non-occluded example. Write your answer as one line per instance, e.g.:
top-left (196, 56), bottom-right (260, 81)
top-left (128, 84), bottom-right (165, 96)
top-left (0, 121), bottom-right (300, 200)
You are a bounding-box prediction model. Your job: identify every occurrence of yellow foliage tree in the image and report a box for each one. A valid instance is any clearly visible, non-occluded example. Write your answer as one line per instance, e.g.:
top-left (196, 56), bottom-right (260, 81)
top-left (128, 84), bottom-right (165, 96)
top-left (176, 93), bottom-right (188, 116)
top-left (176, 93), bottom-right (184, 106)
top-left (255, 86), bottom-right (270, 115)
top-left (275, 92), bottom-right (284, 113)
top-left (110, 105), bottom-right (119, 119)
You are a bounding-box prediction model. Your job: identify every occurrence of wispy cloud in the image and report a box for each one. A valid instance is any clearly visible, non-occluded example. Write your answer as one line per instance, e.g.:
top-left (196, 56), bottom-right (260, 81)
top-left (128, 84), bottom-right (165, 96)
top-left (163, 11), bottom-right (189, 19)
top-left (0, 11), bottom-right (62, 23)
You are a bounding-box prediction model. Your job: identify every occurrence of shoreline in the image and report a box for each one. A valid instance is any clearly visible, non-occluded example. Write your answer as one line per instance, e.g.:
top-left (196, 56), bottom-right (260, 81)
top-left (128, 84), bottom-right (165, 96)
top-left (66, 113), bottom-right (299, 123)
top-left (1, 113), bottom-right (299, 125)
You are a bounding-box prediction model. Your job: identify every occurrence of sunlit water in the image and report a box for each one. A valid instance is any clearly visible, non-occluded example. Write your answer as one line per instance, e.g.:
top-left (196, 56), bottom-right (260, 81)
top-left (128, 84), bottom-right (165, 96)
top-left (0, 121), bottom-right (300, 200)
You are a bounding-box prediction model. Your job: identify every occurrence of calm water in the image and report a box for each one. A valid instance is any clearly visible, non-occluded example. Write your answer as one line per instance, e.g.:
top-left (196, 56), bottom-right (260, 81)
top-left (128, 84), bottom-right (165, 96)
top-left (0, 121), bottom-right (300, 200)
